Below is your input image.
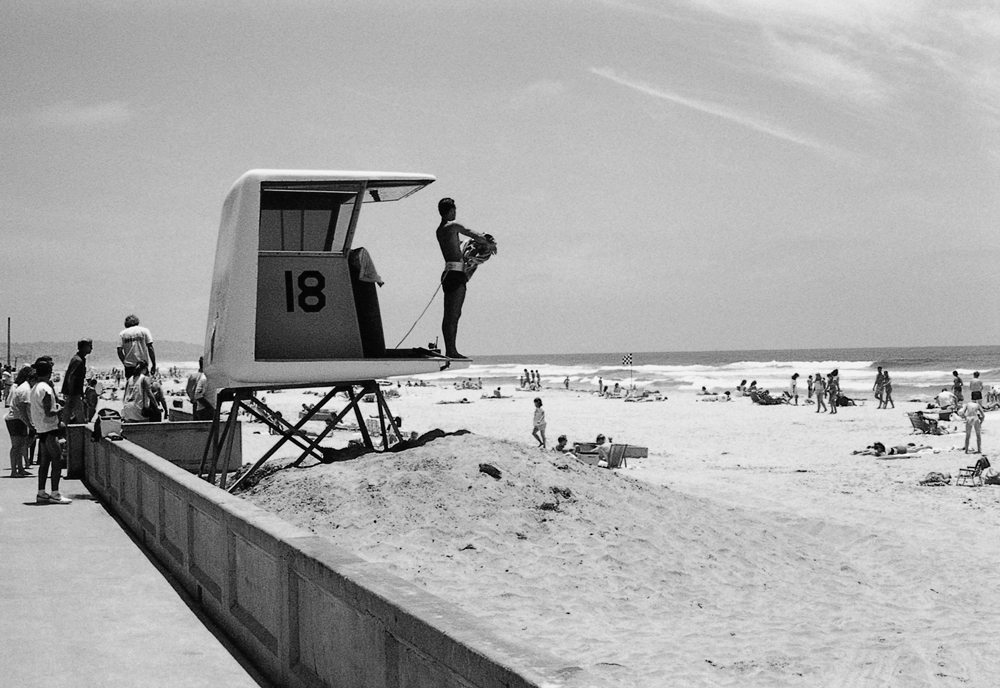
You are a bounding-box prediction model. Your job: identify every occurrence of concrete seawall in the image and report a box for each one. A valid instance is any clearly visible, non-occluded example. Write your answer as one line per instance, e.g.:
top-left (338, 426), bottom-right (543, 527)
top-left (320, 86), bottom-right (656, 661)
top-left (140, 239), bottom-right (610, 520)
top-left (84, 434), bottom-right (595, 688)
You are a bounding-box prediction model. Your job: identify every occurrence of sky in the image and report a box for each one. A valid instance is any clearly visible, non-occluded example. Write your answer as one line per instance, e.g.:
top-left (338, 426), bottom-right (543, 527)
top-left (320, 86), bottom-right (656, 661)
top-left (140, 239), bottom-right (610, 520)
top-left (2, 0), bottom-right (998, 356)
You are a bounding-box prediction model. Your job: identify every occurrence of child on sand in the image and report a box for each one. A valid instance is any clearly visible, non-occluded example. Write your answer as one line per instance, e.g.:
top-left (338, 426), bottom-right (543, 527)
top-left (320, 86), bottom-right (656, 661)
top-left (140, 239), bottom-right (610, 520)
top-left (532, 398), bottom-right (546, 448)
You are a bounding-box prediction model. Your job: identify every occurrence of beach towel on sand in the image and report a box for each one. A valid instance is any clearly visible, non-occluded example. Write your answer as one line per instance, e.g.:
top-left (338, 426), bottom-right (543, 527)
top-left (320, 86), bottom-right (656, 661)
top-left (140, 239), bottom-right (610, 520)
top-left (919, 471), bottom-right (951, 486)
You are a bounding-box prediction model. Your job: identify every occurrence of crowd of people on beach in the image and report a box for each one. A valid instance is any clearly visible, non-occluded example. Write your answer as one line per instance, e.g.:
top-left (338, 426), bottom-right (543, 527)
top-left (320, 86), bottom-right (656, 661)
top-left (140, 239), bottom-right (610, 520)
top-left (3, 314), bottom-right (220, 505)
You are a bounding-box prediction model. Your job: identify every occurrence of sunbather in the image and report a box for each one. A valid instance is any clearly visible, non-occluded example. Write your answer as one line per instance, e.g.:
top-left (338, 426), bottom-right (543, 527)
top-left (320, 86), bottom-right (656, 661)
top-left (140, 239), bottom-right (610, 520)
top-left (853, 442), bottom-right (932, 457)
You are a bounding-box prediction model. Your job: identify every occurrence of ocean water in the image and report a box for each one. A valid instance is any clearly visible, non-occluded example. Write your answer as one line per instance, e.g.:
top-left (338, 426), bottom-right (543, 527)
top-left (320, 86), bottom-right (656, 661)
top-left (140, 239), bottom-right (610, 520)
top-left (420, 346), bottom-right (1000, 400)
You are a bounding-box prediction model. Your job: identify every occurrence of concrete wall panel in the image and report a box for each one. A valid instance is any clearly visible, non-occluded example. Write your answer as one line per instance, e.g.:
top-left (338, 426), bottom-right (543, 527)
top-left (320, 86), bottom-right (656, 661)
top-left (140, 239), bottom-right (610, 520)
top-left (291, 570), bottom-right (387, 688)
top-left (160, 485), bottom-right (186, 566)
top-left (229, 530), bottom-right (282, 655)
top-left (139, 468), bottom-right (158, 534)
top-left (121, 459), bottom-right (137, 518)
top-left (189, 505), bottom-right (224, 602)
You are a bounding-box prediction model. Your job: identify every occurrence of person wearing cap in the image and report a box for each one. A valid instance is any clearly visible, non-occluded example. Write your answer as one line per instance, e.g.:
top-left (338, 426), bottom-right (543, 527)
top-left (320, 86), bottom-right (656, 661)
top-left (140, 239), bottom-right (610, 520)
top-left (61, 338), bottom-right (93, 424)
top-left (117, 314), bottom-right (156, 379)
top-left (29, 359), bottom-right (71, 504)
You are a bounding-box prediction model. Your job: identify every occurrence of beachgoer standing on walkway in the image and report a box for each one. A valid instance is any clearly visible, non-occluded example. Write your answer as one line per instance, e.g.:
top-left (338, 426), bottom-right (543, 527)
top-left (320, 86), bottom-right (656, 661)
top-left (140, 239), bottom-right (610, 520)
top-left (187, 357), bottom-right (215, 421)
top-left (436, 197), bottom-right (493, 359)
top-left (789, 373), bottom-right (799, 406)
top-left (882, 370), bottom-right (895, 409)
top-left (814, 373), bottom-right (827, 413)
top-left (532, 397), bottom-right (546, 448)
top-left (2, 366), bottom-right (12, 407)
top-left (29, 360), bottom-right (70, 504)
top-left (84, 378), bottom-right (98, 422)
top-left (959, 397), bottom-right (984, 453)
top-left (122, 361), bottom-right (154, 423)
top-left (61, 338), bottom-right (93, 424)
top-left (873, 366), bottom-right (884, 407)
top-left (953, 371), bottom-right (964, 404)
top-left (970, 372), bottom-right (984, 402)
top-left (5, 365), bottom-right (33, 477)
top-left (117, 314), bottom-right (156, 378)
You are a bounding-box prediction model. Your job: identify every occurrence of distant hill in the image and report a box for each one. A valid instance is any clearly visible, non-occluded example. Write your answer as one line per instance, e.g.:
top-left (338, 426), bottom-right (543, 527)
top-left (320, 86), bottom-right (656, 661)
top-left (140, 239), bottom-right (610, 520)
top-left (2, 340), bottom-right (204, 369)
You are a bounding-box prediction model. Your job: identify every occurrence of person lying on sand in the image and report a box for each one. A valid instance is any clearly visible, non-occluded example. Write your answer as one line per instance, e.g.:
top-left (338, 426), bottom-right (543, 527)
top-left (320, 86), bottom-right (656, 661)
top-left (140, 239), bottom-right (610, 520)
top-left (698, 391), bottom-right (731, 402)
top-left (853, 442), bottom-right (932, 457)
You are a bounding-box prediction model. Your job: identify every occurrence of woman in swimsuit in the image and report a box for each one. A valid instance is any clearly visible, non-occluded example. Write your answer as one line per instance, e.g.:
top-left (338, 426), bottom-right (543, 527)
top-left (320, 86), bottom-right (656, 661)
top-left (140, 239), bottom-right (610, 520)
top-left (814, 373), bottom-right (827, 413)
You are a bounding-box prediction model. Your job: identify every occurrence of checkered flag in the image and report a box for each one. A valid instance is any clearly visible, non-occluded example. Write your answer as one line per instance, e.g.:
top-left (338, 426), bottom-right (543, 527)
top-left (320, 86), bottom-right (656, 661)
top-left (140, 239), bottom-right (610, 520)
top-left (622, 353), bottom-right (632, 366)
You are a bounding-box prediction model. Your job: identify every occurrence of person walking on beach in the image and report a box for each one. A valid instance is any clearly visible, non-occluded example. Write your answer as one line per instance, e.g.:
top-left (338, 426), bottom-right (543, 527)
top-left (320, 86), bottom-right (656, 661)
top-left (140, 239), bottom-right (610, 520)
top-left (953, 371), bottom-right (964, 404)
top-left (29, 360), bottom-right (70, 504)
top-left (117, 314), bottom-right (156, 378)
top-left (959, 397), bottom-right (984, 453)
top-left (61, 338), bottom-right (93, 424)
top-left (882, 370), bottom-right (895, 409)
top-left (806, 375), bottom-right (814, 403)
top-left (789, 373), bottom-right (799, 405)
top-left (814, 373), bottom-right (827, 413)
top-left (873, 366), bottom-right (885, 407)
top-left (435, 197), bottom-right (494, 359)
top-left (532, 397), bottom-right (546, 449)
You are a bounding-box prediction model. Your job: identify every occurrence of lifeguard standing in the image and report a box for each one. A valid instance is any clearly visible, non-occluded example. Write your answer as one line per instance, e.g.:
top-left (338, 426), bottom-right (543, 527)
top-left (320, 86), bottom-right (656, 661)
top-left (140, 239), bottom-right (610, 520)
top-left (436, 197), bottom-right (496, 359)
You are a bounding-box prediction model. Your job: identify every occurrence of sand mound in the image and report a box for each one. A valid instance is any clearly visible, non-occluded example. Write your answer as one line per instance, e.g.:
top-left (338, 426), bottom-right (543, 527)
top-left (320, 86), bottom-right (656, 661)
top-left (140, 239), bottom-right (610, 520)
top-left (240, 432), bottom-right (987, 686)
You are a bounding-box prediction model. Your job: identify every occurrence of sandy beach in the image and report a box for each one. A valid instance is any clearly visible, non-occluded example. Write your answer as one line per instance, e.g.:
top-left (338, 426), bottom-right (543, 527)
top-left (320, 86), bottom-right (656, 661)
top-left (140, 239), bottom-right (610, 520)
top-left (185, 380), bottom-right (1000, 687)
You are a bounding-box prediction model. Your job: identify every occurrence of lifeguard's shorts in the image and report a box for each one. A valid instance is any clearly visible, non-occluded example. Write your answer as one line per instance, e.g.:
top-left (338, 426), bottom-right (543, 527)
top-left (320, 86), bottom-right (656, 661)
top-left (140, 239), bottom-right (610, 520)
top-left (441, 270), bottom-right (468, 294)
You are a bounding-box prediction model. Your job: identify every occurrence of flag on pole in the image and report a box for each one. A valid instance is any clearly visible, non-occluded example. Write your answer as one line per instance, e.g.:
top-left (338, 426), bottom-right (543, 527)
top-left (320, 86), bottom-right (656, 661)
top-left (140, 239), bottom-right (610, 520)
top-left (622, 353), bottom-right (632, 366)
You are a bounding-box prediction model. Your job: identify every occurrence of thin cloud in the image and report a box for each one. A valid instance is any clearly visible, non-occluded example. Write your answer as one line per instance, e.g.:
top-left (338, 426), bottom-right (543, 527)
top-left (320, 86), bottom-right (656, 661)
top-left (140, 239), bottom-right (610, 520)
top-left (35, 100), bottom-right (134, 128)
top-left (590, 67), bottom-right (836, 154)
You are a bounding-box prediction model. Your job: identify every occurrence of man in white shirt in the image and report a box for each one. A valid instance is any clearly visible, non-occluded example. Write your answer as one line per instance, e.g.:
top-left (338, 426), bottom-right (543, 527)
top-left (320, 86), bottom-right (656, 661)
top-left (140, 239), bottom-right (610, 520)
top-left (936, 388), bottom-right (957, 410)
top-left (29, 359), bottom-right (71, 504)
top-left (117, 314), bottom-right (156, 379)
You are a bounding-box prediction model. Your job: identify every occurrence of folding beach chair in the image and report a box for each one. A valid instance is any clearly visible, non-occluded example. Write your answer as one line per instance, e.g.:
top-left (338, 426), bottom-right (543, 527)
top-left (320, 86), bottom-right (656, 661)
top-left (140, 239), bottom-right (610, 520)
top-left (957, 456), bottom-right (990, 487)
top-left (907, 412), bottom-right (945, 435)
top-left (605, 443), bottom-right (628, 469)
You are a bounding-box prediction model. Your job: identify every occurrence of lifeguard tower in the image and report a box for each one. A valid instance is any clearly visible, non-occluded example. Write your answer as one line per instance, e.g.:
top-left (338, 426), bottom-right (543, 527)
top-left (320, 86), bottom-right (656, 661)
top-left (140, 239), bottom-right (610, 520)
top-left (199, 169), bottom-right (466, 489)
